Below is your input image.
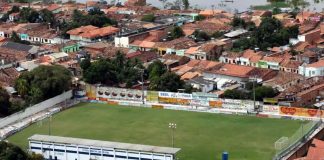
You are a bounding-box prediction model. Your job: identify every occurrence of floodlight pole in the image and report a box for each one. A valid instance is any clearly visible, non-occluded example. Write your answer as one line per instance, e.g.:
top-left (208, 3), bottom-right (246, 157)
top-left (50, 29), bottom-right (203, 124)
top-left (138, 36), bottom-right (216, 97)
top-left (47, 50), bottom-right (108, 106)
top-left (253, 78), bottom-right (256, 111)
top-left (47, 113), bottom-right (52, 136)
top-left (169, 123), bottom-right (176, 147)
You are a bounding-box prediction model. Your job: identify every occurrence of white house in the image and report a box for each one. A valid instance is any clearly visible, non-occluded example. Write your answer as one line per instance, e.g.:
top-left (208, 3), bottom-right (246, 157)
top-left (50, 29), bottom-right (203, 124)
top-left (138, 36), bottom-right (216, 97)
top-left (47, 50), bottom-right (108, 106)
top-left (299, 60), bottom-right (324, 77)
top-left (115, 36), bottom-right (130, 48)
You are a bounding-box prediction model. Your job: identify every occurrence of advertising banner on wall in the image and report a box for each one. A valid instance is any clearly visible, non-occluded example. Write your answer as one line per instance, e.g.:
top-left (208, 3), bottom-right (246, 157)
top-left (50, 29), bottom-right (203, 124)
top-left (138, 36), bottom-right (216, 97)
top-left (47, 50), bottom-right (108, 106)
top-left (209, 100), bottom-right (223, 108)
top-left (97, 87), bottom-right (144, 101)
top-left (147, 91), bottom-right (159, 102)
top-left (85, 84), bottom-right (97, 100)
top-left (158, 92), bottom-right (192, 105)
top-left (279, 106), bottom-right (323, 118)
top-left (263, 105), bottom-right (279, 113)
top-left (221, 99), bottom-right (254, 110)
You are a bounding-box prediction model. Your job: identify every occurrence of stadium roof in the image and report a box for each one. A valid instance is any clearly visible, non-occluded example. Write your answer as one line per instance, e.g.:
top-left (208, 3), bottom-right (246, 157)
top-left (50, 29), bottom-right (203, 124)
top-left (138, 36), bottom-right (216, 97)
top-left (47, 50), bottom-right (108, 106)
top-left (29, 134), bottom-right (181, 154)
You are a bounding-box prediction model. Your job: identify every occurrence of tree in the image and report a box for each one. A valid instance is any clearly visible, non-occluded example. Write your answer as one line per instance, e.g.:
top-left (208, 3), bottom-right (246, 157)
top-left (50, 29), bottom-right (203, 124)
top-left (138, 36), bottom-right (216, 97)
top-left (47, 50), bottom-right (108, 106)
top-left (272, 7), bottom-right (281, 15)
top-left (211, 31), bottom-right (225, 39)
top-left (80, 58), bottom-right (91, 71)
top-left (231, 16), bottom-right (246, 28)
top-left (15, 79), bottom-right (29, 98)
top-left (150, 72), bottom-right (185, 92)
top-left (287, 0), bottom-right (310, 10)
top-left (39, 9), bottom-right (55, 25)
top-left (222, 89), bottom-right (250, 99)
top-left (141, 14), bottom-right (155, 22)
top-left (0, 141), bottom-right (28, 160)
top-left (182, 0), bottom-right (190, 10)
top-left (0, 87), bottom-right (10, 117)
top-left (194, 15), bottom-right (205, 21)
top-left (83, 59), bottom-right (117, 85)
top-left (147, 60), bottom-right (167, 80)
top-left (88, 7), bottom-right (104, 15)
top-left (0, 141), bottom-right (44, 160)
top-left (170, 26), bottom-right (184, 39)
top-left (15, 65), bottom-right (72, 104)
top-left (29, 153), bottom-right (44, 160)
top-left (193, 30), bottom-right (210, 41)
top-left (254, 86), bottom-right (278, 101)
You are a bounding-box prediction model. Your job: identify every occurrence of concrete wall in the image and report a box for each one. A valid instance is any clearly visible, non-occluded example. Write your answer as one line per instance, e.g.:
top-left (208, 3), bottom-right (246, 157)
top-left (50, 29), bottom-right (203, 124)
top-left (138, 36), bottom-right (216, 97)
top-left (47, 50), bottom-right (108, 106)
top-left (0, 90), bottom-right (72, 129)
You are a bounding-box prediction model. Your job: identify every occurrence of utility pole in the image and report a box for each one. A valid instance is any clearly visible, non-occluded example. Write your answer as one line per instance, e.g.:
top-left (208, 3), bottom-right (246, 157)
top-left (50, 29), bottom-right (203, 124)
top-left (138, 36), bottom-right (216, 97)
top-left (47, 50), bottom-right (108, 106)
top-left (141, 69), bottom-right (144, 104)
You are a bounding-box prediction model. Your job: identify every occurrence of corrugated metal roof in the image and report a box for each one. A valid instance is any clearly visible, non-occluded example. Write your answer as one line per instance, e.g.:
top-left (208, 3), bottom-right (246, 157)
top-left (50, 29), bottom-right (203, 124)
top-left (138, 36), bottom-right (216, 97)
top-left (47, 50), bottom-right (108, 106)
top-left (29, 134), bottom-right (181, 154)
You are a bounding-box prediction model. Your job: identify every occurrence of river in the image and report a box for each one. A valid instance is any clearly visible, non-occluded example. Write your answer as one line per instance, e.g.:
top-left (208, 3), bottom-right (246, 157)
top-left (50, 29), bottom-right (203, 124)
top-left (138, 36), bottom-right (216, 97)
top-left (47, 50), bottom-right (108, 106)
top-left (101, 0), bottom-right (324, 12)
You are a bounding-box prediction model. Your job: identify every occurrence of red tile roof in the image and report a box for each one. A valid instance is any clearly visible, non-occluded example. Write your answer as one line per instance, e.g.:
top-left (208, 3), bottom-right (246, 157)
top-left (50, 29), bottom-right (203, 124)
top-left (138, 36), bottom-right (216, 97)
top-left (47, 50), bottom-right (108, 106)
top-left (307, 59), bottom-right (324, 68)
top-left (206, 64), bottom-right (255, 78)
top-left (47, 4), bottom-right (61, 12)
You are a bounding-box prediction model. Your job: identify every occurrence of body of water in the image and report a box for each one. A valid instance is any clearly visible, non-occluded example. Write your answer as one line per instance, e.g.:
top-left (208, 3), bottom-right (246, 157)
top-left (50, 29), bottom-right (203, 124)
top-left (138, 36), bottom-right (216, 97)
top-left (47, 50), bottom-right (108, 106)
top-left (102, 0), bottom-right (324, 13)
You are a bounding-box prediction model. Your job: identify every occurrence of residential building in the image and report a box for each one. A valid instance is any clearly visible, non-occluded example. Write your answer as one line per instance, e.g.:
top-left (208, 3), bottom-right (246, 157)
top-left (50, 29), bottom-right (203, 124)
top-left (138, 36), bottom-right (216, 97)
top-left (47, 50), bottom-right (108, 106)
top-left (296, 49), bottom-right (319, 64)
top-left (185, 40), bottom-right (231, 60)
top-left (160, 54), bottom-right (190, 69)
top-left (299, 59), bottom-right (324, 77)
top-left (67, 25), bottom-right (119, 42)
top-left (171, 59), bottom-right (222, 76)
top-left (203, 63), bottom-right (277, 89)
top-left (126, 51), bottom-right (159, 63)
top-left (46, 4), bottom-right (62, 14)
top-left (187, 76), bottom-right (216, 93)
top-left (83, 42), bottom-right (130, 59)
top-left (263, 71), bottom-right (304, 92)
top-left (280, 60), bottom-right (302, 74)
top-left (0, 46), bottom-right (29, 65)
top-left (258, 56), bottom-right (284, 70)
top-left (0, 67), bottom-right (20, 87)
top-left (155, 38), bottom-right (197, 56)
top-left (277, 77), bottom-right (324, 107)
top-left (238, 49), bottom-right (263, 66)
top-left (8, 12), bottom-right (19, 22)
top-left (298, 29), bottom-right (321, 44)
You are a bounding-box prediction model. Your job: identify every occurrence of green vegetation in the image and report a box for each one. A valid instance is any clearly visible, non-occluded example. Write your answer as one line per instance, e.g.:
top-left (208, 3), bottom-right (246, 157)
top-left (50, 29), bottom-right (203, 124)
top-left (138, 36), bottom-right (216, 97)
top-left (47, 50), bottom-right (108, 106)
top-left (223, 84), bottom-right (278, 101)
top-left (0, 87), bottom-right (10, 117)
top-left (193, 30), bottom-right (210, 41)
top-left (82, 52), bottom-right (144, 87)
top-left (15, 65), bottom-right (72, 105)
top-left (81, 52), bottom-right (144, 88)
top-left (141, 14), bottom-right (156, 22)
top-left (232, 17), bottom-right (299, 51)
top-left (182, 0), bottom-right (190, 10)
top-left (231, 17), bottom-right (256, 31)
top-left (194, 15), bottom-right (206, 21)
top-left (0, 141), bottom-right (43, 160)
top-left (148, 60), bottom-right (192, 92)
top-left (0, 86), bottom-right (26, 117)
top-left (170, 26), bottom-right (185, 39)
top-left (8, 103), bottom-right (301, 160)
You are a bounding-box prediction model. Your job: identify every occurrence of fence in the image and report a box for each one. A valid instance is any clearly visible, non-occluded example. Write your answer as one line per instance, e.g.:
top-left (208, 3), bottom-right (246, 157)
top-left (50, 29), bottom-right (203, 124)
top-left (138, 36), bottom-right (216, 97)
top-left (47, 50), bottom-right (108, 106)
top-left (0, 90), bottom-right (73, 129)
top-left (273, 120), bottom-right (322, 160)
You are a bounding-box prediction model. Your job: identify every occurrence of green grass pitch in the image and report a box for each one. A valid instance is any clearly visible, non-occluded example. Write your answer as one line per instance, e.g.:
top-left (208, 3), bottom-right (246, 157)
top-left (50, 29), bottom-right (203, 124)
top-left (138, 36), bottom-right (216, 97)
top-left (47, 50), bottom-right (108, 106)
top-left (8, 103), bottom-right (301, 160)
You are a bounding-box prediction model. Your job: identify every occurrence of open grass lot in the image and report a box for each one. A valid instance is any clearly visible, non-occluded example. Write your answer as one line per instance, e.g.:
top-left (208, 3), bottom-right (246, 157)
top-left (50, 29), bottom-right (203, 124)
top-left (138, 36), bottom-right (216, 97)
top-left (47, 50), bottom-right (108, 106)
top-left (8, 103), bottom-right (301, 160)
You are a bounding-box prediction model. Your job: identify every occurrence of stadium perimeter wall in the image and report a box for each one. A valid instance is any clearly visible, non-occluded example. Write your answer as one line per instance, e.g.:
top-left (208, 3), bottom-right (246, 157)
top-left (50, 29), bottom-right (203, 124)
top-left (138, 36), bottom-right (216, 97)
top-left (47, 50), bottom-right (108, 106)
top-left (0, 91), bottom-right (73, 129)
top-left (87, 85), bottom-right (324, 120)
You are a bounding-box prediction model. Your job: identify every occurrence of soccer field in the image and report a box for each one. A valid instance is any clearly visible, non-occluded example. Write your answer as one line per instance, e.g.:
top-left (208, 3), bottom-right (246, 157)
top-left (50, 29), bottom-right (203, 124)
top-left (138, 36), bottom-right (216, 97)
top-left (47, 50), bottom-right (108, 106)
top-left (8, 103), bottom-right (301, 160)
